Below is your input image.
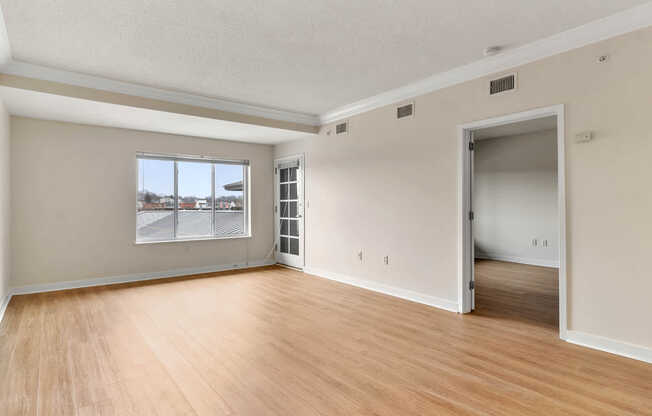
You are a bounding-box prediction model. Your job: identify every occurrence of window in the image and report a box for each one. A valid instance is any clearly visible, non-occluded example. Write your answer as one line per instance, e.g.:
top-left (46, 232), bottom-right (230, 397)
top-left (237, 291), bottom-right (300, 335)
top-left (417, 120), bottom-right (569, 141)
top-left (137, 153), bottom-right (249, 243)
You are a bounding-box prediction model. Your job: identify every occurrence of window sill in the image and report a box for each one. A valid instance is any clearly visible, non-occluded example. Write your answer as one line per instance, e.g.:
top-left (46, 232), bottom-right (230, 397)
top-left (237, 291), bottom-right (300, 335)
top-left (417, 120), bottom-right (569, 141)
top-left (134, 234), bottom-right (251, 245)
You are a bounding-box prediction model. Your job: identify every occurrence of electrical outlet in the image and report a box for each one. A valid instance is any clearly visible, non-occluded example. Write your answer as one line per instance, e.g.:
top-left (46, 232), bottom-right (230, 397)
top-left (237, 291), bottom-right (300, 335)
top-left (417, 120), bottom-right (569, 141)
top-left (384, 256), bottom-right (389, 265)
top-left (531, 238), bottom-right (538, 247)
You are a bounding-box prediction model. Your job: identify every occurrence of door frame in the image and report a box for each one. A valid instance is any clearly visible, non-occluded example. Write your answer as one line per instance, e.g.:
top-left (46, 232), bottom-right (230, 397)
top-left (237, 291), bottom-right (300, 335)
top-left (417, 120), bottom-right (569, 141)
top-left (457, 104), bottom-right (567, 339)
top-left (274, 153), bottom-right (306, 269)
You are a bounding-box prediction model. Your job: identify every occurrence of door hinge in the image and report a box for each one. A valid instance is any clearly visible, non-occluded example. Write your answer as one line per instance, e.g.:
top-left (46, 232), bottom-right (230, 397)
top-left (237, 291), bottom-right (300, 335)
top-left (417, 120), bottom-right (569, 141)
top-left (275, 167), bottom-right (278, 174)
top-left (274, 205), bottom-right (278, 213)
top-left (274, 243), bottom-right (278, 252)
top-left (469, 211), bottom-right (474, 221)
top-left (469, 280), bottom-right (475, 290)
top-left (469, 141), bottom-right (475, 151)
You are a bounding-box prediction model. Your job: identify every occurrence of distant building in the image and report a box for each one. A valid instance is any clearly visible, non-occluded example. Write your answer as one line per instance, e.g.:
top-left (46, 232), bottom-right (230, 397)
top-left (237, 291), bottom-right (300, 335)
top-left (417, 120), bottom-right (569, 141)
top-left (143, 202), bottom-right (166, 209)
top-left (160, 197), bottom-right (174, 207)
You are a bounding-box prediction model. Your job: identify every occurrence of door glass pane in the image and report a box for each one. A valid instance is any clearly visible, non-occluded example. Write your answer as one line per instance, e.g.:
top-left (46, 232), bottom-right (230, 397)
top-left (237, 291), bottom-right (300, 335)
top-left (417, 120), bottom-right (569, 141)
top-left (280, 219), bottom-right (288, 235)
top-left (280, 236), bottom-right (289, 253)
top-left (215, 164), bottom-right (245, 237)
top-left (280, 201), bottom-right (289, 218)
top-left (280, 168), bottom-right (288, 183)
top-left (280, 183), bottom-right (288, 200)
top-left (289, 202), bottom-right (297, 218)
top-left (289, 167), bottom-right (297, 181)
top-left (289, 220), bottom-right (298, 237)
top-left (289, 183), bottom-right (298, 199)
top-left (289, 238), bottom-right (299, 255)
top-left (137, 159), bottom-right (175, 241)
top-left (177, 161), bottom-right (212, 238)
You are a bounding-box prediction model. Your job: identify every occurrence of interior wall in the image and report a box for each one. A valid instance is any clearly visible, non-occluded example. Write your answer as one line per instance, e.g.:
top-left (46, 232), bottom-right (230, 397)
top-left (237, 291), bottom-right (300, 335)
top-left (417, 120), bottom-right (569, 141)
top-left (473, 129), bottom-right (558, 267)
top-left (10, 117), bottom-right (274, 287)
top-left (275, 26), bottom-right (652, 349)
top-left (0, 101), bottom-right (9, 305)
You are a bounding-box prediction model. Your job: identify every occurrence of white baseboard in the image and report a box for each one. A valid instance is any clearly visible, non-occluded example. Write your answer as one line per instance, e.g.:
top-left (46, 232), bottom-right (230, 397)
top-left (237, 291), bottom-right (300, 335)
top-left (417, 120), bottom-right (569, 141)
top-left (10, 259), bottom-right (276, 296)
top-left (566, 330), bottom-right (652, 364)
top-left (304, 267), bottom-right (458, 313)
top-left (0, 291), bottom-right (12, 325)
top-left (475, 253), bottom-right (559, 268)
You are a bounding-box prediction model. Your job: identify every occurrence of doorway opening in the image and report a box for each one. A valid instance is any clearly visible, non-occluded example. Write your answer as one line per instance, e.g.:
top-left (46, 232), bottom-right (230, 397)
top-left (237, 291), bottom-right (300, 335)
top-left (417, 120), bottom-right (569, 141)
top-left (274, 154), bottom-right (305, 269)
top-left (458, 105), bottom-right (567, 338)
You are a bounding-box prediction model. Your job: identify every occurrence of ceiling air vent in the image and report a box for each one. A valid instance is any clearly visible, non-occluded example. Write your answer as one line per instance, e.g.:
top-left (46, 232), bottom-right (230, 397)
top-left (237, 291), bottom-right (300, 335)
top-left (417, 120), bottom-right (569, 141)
top-left (335, 121), bottom-right (348, 135)
top-left (396, 103), bottom-right (414, 119)
top-left (489, 73), bottom-right (516, 95)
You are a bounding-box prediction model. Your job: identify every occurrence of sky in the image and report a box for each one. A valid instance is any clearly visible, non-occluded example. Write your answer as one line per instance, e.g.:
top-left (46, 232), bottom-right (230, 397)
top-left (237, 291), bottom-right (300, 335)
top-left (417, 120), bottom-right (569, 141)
top-left (138, 159), bottom-right (244, 198)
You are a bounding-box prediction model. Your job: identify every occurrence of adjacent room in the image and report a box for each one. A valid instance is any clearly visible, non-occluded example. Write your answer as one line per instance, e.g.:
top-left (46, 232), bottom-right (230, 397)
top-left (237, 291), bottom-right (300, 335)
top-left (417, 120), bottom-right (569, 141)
top-left (0, 1), bottom-right (651, 415)
top-left (472, 116), bottom-right (560, 332)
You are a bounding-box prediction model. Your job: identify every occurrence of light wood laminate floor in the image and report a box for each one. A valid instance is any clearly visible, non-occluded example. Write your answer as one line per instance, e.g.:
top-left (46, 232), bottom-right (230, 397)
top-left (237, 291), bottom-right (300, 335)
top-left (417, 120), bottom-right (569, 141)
top-left (474, 259), bottom-right (559, 330)
top-left (0, 264), bottom-right (650, 415)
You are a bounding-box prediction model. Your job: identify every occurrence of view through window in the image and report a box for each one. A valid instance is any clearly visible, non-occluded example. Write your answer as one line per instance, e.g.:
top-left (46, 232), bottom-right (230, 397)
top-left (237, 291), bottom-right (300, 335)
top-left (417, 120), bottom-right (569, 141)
top-left (137, 154), bottom-right (249, 242)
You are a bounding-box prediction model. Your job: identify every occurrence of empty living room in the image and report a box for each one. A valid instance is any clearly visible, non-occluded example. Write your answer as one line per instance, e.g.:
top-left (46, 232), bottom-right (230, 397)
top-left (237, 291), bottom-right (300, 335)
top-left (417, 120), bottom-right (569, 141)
top-left (1, 1), bottom-right (651, 415)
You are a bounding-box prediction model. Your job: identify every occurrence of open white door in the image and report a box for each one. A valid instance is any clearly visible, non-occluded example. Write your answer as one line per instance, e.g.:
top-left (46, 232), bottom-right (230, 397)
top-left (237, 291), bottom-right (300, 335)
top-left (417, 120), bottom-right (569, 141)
top-left (469, 131), bottom-right (476, 310)
top-left (275, 156), bottom-right (305, 269)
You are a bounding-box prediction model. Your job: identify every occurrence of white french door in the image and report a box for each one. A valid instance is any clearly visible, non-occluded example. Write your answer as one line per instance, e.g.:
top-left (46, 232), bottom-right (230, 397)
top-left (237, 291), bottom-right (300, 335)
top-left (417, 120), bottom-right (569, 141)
top-left (275, 156), bottom-right (304, 269)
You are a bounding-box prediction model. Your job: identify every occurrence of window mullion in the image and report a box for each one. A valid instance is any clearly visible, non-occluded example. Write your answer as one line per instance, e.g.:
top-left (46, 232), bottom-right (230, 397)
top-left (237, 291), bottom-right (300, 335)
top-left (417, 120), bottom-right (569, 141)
top-left (174, 160), bottom-right (179, 239)
top-left (211, 163), bottom-right (216, 237)
top-left (244, 165), bottom-right (249, 236)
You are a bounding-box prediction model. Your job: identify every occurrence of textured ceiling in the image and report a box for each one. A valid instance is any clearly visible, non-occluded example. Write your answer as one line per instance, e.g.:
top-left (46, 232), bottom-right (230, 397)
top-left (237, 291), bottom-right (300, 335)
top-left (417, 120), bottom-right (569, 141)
top-left (1, 1), bottom-right (649, 114)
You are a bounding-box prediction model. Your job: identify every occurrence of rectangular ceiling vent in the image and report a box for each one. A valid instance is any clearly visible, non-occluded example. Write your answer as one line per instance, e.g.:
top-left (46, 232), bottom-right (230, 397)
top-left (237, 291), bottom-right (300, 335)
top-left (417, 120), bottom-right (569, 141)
top-left (489, 73), bottom-right (516, 95)
top-left (335, 121), bottom-right (348, 135)
top-left (396, 103), bottom-right (414, 119)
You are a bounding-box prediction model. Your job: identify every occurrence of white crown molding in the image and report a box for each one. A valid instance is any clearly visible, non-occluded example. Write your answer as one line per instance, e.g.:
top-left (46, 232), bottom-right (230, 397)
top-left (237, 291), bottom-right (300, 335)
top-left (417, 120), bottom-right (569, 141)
top-left (2, 4), bottom-right (652, 127)
top-left (304, 267), bottom-right (458, 313)
top-left (0, 60), bottom-right (320, 126)
top-left (9, 259), bottom-right (275, 296)
top-left (319, 2), bottom-right (652, 124)
top-left (566, 330), bottom-right (652, 364)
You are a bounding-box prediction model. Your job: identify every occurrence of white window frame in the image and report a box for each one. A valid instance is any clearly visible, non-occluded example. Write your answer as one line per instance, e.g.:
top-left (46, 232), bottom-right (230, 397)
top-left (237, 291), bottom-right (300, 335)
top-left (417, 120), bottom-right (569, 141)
top-left (135, 152), bottom-right (251, 244)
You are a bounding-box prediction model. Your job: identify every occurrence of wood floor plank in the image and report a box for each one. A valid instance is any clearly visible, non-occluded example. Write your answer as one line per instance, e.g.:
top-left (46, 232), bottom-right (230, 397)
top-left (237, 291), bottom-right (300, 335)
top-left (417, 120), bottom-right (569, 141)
top-left (0, 263), bottom-right (650, 415)
top-left (0, 295), bottom-right (42, 416)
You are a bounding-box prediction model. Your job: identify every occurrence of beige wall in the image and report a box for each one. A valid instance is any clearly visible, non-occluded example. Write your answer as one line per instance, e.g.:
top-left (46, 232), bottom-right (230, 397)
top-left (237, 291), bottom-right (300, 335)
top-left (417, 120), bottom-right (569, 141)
top-left (275, 27), bottom-right (652, 348)
top-left (11, 117), bottom-right (274, 287)
top-left (0, 101), bottom-right (9, 304)
top-left (474, 130), bottom-right (558, 266)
